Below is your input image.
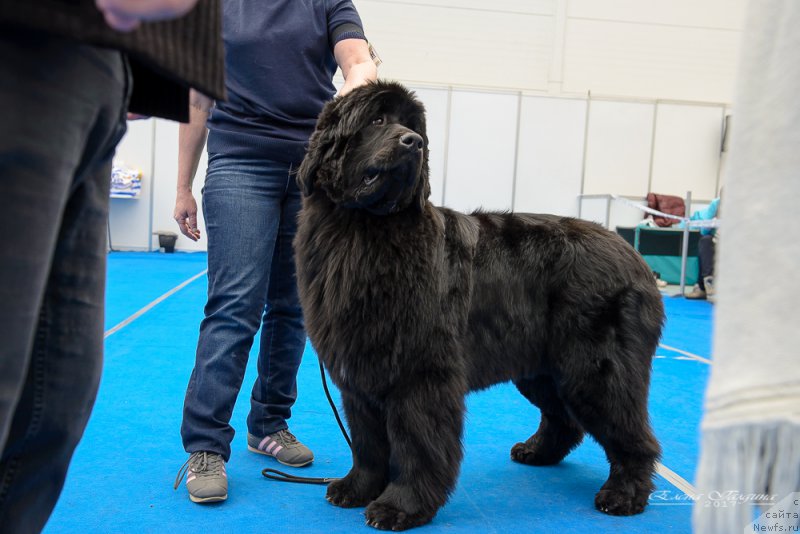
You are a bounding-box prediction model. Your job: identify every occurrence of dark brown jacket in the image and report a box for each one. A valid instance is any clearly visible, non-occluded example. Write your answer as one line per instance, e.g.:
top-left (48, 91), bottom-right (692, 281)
top-left (0, 0), bottom-right (225, 121)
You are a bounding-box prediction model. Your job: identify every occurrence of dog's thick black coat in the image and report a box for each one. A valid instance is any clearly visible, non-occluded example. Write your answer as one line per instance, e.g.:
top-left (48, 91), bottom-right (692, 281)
top-left (294, 81), bottom-right (664, 530)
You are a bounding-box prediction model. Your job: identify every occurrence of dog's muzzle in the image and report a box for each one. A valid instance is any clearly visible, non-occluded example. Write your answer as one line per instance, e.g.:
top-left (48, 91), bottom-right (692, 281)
top-left (351, 135), bottom-right (424, 215)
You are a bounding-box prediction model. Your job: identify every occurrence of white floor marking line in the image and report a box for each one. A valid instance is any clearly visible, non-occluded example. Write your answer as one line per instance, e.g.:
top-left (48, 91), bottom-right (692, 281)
top-left (104, 269), bottom-right (208, 339)
top-left (658, 343), bottom-right (712, 365)
top-left (657, 462), bottom-right (700, 500)
top-left (653, 346), bottom-right (708, 499)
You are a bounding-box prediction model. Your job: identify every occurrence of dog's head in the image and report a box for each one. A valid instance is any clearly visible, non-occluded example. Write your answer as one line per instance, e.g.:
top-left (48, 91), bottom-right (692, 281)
top-left (297, 81), bottom-right (431, 215)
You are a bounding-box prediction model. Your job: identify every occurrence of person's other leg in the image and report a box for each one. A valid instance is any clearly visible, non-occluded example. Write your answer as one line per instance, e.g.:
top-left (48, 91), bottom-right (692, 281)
top-left (180, 157), bottom-right (285, 461)
top-left (247, 170), bottom-right (306, 438)
top-left (697, 234), bottom-right (715, 290)
top-left (0, 30), bottom-right (128, 532)
top-left (245, 172), bottom-right (313, 467)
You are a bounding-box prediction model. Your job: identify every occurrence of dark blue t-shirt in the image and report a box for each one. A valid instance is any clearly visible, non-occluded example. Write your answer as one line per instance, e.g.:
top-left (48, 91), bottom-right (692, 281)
top-left (207, 0), bottom-right (365, 163)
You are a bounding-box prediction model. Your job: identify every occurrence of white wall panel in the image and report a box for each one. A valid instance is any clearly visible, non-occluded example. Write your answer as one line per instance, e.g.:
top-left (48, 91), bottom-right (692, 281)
top-left (358, 1), bottom-right (554, 90)
top-left (567, 0), bottom-right (745, 30)
top-left (563, 19), bottom-right (741, 103)
top-left (359, 0), bottom-right (555, 15)
top-left (578, 197), bottom-right (611, 227)
top-left (151, 120), bottom-right (208, 252)
top-left (609, 198), bottom-right (650, 229)
top-left (578, 196), bottom-right (649, 229)
top-left (583, 100), bottom-right (654, 197)
top-left (650, 104), bottom-right (724, 200)
top-left (108, 120), bottom-right (154, 250)
top-left (514, 96), bottom-right (586, 216)
top-left (410, 86), bottom-right (449, 206)
top-left (444, 91), bottom-right (518, 212)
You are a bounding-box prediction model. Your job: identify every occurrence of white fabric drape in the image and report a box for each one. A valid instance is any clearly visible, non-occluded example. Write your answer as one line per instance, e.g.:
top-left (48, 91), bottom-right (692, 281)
top-left (693, 1), bottom-right (800, 532)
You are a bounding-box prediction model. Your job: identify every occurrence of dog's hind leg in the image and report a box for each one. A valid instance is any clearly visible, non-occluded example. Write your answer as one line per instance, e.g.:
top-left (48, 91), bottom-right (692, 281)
top-left (511, 375), bottom-right (584, 466)
top-left (364, 371), bottom-right (466, 531)
top-left (557, 343), bottom-right (661, 516)
top-left (326, 391), bottom-right (391, 508)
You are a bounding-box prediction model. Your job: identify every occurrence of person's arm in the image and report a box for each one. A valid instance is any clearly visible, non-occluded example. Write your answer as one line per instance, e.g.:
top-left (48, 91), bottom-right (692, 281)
top-left (334, 38), bottom-right (378, 96)
top-left (95, 0), bottom-right (200, 32)
top-left (691, 200), bottom-right (718, 222)
top-left (174, 89), bottom-right (213, 241)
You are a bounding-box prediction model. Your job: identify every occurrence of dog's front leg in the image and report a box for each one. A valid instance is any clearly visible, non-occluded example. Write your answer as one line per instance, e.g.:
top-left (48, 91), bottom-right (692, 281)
top-left (327, 391), bottom-right (390, 508)
top-left (365, 372), bottom-right (466, 531)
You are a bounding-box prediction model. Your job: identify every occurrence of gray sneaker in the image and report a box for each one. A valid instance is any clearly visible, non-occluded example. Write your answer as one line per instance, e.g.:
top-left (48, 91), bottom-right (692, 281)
top-left (685, 284), bottom-right (707, 300)
top-left (247, 429), bottom-right (314, 467)
top-left (174, 451), bottom-right (228, 503)
top-left (704, 276), bottom-right (716, 297)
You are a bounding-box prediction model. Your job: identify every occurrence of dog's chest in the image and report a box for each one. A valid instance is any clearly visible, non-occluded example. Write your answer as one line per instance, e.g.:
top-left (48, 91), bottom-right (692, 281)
top-left (324, 350), bottom-right (393, 394)
top-left (302, 228), bottom-right (446, 391)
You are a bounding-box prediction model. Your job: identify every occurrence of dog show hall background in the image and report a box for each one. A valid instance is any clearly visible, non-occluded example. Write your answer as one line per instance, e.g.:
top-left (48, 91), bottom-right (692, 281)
top-left (45, 1), bottom-right (751, 532)
top-left (109, 0), bottom-right (739, 252)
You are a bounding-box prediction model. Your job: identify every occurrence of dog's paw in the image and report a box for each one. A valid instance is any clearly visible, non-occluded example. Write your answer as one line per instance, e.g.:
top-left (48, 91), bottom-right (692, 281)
top-left (510, 441), bottom-right (563, 466)
top-left (365, 501), bottom-right (432, 531)
top-left (594, 488), bottom-right (647, 516)
top-left (326, 477), bottom-right (376, 508)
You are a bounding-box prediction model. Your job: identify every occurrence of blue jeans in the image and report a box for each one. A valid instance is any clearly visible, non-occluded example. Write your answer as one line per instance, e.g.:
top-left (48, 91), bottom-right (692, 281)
top-left (0, 30), bottom-right (129, 533)
top-left (181, 154), bottom-right (306, 461)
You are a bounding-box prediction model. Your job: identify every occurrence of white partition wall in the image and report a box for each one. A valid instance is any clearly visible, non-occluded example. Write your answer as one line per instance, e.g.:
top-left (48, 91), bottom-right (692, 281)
top-left (410, 86), bottom-right (449, 206)
top-left (150, 119), bottom-right (208, 252)
top-left (514, 96), bottom-right (587, 216)
top-left (443, 91), bottom-right (519, 212)
top-left (109, 94), bottom-right (726, 251)
top-left (608, 197), bottom-right (651, 229)
top-left (650, 103), bottom-right (725, 199)
top-left (108, 120), bottom-right (155, 250)
top-left (578, 196), bottom-right (659, 230)
top-left (108, 94), bottom-right (726, 251)
top-left (583, 100), bottom-right (655, 197)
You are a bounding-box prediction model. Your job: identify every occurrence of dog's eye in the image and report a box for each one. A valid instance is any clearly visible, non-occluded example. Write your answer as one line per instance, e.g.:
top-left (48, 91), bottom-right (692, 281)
top-left (371, 116), bottom-right (384, 125)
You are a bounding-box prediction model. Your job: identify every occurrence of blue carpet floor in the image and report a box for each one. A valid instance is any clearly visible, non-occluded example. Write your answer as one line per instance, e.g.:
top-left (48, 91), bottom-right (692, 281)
top-left (44, 251), bottom-right (714, 533)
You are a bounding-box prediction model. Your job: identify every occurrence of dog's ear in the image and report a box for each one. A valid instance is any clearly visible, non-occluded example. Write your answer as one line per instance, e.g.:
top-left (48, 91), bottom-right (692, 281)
top-left (297, 99), bottom-right (342, 197)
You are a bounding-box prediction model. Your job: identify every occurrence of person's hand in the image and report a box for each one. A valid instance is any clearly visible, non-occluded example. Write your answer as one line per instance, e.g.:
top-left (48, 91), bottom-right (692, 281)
top-left (174, 189), bottom-right (201, 241)
top-left (95, 0), bottom-right (200, 32)
top-left (127, 113), bottom-right (151, 121)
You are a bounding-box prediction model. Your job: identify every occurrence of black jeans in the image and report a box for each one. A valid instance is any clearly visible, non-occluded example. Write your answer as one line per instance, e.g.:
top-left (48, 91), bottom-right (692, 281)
top-left (697, 234), bottom-right (716, 290)
top-left (0, 29), bottom-right (129, 533)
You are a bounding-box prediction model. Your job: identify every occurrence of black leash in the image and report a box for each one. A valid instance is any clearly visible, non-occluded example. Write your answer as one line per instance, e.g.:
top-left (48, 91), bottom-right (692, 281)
top-left (261, 360), bottom-right (351, 485)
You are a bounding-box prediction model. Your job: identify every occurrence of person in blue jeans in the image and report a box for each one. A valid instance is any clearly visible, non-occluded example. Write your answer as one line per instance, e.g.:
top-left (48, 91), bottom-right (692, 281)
top-left (172, 0), bottom-right (377, 504)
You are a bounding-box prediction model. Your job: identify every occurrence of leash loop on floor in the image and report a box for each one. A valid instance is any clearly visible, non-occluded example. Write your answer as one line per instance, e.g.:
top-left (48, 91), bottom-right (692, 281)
top-left (261, 359), bottom-right (351, 486)
top-left (261, 468), bottom-right (338, 485)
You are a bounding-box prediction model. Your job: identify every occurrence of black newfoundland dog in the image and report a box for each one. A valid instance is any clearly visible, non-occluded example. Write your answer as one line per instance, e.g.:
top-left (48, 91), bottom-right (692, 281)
top-left (294, 81), bottom-right (664, 531)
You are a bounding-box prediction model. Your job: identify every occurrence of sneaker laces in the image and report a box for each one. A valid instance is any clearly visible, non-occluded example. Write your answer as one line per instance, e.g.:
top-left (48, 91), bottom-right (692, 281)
top-left (173, 451), bottom-right (224, 489)
top-left (273, 429), bottom-right (299, 447)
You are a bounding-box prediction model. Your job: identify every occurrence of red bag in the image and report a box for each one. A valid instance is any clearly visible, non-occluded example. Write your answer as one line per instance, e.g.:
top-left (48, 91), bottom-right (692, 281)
top-left (646, 193), bottom-right (685, 227)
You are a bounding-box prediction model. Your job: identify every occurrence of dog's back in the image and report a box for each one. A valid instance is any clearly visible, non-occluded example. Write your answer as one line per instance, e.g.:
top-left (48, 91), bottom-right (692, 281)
top-left (434, 208), bottom-right (664, 391)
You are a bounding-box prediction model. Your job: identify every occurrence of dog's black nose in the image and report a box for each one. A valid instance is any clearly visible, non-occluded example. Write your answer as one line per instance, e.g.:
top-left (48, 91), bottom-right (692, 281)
top-left (399, 132), bottom-right (424, 151)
